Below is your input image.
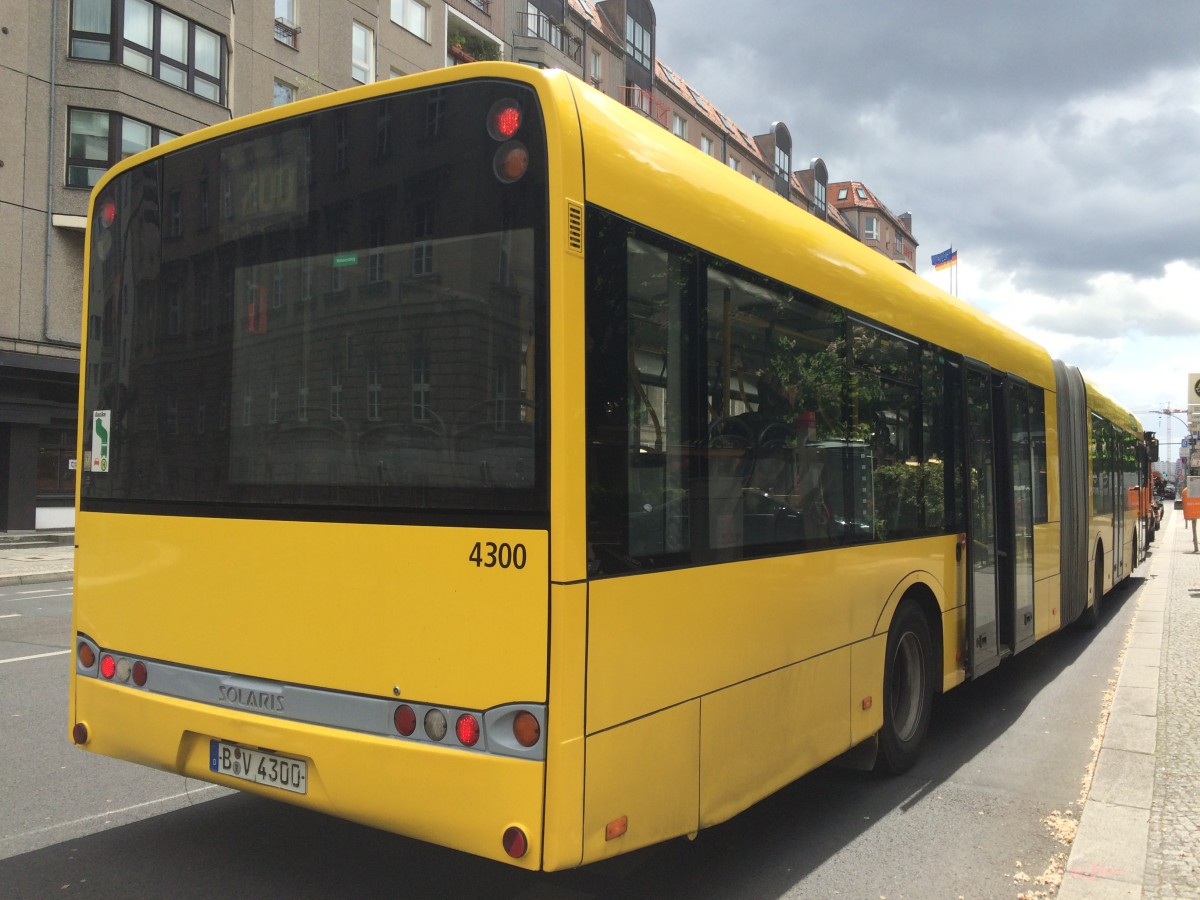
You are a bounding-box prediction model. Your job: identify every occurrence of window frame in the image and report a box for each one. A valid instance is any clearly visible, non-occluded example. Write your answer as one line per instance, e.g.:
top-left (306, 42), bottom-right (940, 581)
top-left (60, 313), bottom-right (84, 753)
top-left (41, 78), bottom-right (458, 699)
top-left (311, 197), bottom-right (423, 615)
top-left (66, 106), bottom-right (175, 189)
top-left (391, 0), bottom-right (429, 41)
top-left (351, 21), bottom-right (375, 83)
top-left (69, 0), bottom-right (227, 104)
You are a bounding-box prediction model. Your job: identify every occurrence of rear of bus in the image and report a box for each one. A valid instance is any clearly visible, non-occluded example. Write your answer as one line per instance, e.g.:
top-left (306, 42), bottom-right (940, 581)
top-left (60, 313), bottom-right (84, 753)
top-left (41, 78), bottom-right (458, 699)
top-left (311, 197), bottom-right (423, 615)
top-left (70, 67), bottom-right (566, 867)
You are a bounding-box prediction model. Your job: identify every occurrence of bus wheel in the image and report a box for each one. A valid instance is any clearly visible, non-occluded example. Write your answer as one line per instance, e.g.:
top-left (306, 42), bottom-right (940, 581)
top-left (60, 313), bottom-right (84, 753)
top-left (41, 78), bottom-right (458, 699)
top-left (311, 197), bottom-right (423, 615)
top-left (877, 600), bottom-right (934, 774)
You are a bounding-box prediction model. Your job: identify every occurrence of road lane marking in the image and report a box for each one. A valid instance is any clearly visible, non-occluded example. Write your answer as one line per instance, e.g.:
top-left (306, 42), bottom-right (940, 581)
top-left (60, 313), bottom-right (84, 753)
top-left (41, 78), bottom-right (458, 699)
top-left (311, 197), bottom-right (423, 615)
top-left (0, 613), bottom-right (21, 619)
top-left (10, 785), bottom-right (229, 841)
top-left (0, 649), bottom-right (70, 664)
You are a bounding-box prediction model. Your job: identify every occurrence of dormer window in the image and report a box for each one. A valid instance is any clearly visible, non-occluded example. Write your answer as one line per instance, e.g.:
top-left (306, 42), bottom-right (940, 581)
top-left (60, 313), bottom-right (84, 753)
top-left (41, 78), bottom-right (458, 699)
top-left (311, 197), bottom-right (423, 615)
top-left (856, 187), bottom-right (868, 200)
top-left (625, 15), bottom-right (651, 69)
top-left (773, 145), bottom-right (789, 181)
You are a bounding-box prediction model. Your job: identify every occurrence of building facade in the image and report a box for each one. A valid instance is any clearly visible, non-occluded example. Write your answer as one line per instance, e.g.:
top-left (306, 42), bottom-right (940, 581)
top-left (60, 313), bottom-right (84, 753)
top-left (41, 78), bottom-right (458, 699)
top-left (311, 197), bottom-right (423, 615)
top-left (0, 0), bottom-right (915, 530)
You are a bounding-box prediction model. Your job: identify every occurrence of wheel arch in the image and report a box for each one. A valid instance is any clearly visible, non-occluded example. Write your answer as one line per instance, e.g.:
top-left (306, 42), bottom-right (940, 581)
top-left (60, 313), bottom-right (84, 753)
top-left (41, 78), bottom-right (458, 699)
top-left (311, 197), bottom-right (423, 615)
top-left (873, 573), bottom-right (945, 696)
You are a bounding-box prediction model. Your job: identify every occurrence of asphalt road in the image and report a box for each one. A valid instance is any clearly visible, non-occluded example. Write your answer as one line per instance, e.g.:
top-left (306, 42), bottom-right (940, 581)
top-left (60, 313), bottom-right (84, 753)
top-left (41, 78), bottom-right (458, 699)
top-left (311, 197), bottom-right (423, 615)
top-left (0, 574), bottom-right (1141, 899)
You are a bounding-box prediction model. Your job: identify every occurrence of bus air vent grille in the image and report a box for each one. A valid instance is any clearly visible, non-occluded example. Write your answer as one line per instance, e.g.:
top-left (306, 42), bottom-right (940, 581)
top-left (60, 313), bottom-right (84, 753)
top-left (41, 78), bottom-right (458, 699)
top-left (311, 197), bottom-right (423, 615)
top-left (566, 201), bottom-right (584, 255)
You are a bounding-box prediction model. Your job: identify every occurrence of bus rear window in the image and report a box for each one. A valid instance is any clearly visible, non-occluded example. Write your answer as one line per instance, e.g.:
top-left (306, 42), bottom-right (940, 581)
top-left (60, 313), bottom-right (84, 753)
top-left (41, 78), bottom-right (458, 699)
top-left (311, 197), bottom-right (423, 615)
top-left (80, 80), bottom-right (548, 522)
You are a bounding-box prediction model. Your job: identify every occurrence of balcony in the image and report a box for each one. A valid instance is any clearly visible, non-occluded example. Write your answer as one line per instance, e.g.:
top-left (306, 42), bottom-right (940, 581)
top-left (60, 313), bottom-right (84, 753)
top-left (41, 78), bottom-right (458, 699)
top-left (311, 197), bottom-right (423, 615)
top-left (517, 11), bottom-right (582, 66)
top-left (623, 85), bottom-right (669, 128)
top-left (274, 18), bottom-right (299, 50)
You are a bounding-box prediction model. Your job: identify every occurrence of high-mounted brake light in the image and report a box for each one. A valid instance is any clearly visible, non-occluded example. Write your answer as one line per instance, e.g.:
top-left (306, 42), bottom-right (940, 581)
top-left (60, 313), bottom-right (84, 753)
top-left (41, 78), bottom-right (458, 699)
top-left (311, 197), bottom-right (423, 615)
top-left (99, 200), bottom-right (116, 227)
top-left (487, 100), bottom-right (522, 141)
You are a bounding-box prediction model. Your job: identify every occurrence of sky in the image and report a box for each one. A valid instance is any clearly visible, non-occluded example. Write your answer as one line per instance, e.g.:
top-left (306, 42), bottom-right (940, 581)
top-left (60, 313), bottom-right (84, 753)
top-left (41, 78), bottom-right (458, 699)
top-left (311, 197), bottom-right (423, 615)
top-left (649, 0), bottom-right (1200, 454)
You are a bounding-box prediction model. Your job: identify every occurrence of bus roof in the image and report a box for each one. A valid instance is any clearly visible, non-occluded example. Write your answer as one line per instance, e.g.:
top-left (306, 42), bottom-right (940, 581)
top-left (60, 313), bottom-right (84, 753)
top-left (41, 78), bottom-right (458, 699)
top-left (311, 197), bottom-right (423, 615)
top-left (563, 69), bottom-right (1056, 390)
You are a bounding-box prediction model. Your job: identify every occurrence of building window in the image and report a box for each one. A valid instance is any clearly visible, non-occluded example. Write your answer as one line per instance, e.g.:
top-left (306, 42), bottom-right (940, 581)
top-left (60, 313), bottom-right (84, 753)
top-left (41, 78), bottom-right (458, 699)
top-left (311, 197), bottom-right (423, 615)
top-left (864, 216), bottom-right (879, 240)
top-left (412, 203), bottom-right (433, 276)
top-left (351, 21), bottom-right (374, 83)
top-left (37, 428), bottom-right (78, 496)
top-left (590, 49), bottom-right (602, 84)
top-left (66, 107), bottom-right (174, 188)
top-left (856, 187), bottom-right (868, 200)
top-left (367, 358), bottom-right (383, 421)
top-left (273, 79), bottom-right (295, 106)
top-left (297, 369), bottom-right (309, 422)
top-left (728, 157), bottom-right (740, 172)
top-left (813, 178), bottom-right (827, 215)
top-left (700, 135), bottom-right (714, 156)
top-left (412, 355), bottom-right (431, 422)
top-left (671, 112), bottom-right (686, 139)
top-left (70, 0), bottom-right (226, 104)
top-left (329, 362), bottom-right (343, 419)
top-left (837, 187), bottom-right (848, 200)
top-left (391, 0), bottom-right (428, 40)
top-left (773, 144), bottom-right (789, 180)
top-left (625, 15), bottom-right (651, 69)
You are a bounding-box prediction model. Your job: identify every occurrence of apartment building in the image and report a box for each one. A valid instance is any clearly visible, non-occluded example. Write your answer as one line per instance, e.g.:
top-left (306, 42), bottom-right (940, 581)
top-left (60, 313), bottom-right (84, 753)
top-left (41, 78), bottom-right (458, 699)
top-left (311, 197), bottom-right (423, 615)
top-left (0, 0), bottom-right (914, 530)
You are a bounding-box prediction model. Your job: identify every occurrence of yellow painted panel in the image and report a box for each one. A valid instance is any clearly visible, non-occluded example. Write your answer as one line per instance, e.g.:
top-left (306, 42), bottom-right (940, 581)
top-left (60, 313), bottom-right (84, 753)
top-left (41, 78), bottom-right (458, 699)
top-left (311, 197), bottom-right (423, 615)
top-left (587, 538), bottom-right (951, 735)
top-left (541, 581), bottom-right (588, 871)
top-left (699, 650), bottom-right (850, 828)
top-left (941, 603), bottom-right (968, 692)
top-left (74, 512), bottom-right (549, 711)
top-left (73, 678), bottom-right (546, 868)
top-left (1035, 573), bottom-right (1061, 640)
top-left (850, 635), bottom-right (888, 744)
top-left (582, 701), bottom-right (699, 863)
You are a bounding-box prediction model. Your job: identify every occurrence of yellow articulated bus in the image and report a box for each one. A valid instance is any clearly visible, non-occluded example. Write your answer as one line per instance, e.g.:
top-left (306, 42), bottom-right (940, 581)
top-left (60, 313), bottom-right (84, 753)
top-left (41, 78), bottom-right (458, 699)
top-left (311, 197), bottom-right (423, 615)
top-left (70, 63), bottom-right (1151, 870)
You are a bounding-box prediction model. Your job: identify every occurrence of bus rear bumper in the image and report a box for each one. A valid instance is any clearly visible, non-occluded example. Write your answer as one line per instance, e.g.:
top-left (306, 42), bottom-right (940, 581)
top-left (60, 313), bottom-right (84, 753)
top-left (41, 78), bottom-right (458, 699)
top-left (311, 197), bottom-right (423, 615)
top-left (70, 677), bottom-right (547, 868)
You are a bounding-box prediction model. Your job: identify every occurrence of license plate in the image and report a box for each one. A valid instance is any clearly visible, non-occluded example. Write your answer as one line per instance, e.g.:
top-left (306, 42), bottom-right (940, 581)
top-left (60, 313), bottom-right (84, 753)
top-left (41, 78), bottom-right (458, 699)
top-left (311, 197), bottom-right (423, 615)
top-left (209, 740), bottom-right (308, 795)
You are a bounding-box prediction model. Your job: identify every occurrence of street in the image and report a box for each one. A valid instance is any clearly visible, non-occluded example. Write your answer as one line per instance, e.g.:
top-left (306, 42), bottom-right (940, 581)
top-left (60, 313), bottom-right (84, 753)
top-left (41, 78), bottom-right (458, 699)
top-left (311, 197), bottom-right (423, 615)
top-left (0, 573), bottom-right (1141, 899)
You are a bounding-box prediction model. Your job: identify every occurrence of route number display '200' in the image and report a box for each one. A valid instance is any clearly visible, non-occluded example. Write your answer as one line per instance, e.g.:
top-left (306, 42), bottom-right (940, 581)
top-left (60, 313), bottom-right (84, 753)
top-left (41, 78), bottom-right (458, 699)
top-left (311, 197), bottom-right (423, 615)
top-left (469, 541), bottom-right (527, 569)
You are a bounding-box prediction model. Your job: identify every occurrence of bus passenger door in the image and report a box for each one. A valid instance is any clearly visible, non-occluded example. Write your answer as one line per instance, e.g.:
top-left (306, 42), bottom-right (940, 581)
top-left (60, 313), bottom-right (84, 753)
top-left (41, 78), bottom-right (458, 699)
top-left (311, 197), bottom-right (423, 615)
top-left (964, 366), bottom-right (1001, 677)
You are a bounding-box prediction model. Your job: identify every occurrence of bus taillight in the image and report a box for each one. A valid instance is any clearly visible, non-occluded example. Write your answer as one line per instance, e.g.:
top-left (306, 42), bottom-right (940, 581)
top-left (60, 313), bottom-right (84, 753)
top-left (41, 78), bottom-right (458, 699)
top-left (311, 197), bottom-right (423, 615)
top-left (487, 100), bottom-right (522, 140)
top-left (424, 708), bottom-right (448, 741)
top-left (513, 710), bottom-right (540, 748)
top-left (77, 641), bottom-right (96, 669)
top-left (394, 704), bottom-right (416, 736)
top-left (494, 142), bottom-right (529, 183)
top-left (456, 714), bottom-right (481, 747)
top-left (99, 654), bottom-right (116, 679)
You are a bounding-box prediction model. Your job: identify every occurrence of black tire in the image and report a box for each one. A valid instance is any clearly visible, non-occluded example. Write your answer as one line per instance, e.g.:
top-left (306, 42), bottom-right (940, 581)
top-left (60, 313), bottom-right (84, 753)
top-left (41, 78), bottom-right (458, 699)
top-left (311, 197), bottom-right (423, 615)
top-left (877, 600), bottom-right (934, 774)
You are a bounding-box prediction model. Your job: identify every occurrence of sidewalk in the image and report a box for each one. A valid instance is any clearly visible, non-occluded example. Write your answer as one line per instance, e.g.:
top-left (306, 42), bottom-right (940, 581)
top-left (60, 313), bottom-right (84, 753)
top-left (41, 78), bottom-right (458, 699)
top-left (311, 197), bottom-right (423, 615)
top-left (1059, 505), bottom-right (1199, 899)
top-left (2, 518), bottom-right (1196, 896)
top-left (0, 531), bottom-right (75, 586)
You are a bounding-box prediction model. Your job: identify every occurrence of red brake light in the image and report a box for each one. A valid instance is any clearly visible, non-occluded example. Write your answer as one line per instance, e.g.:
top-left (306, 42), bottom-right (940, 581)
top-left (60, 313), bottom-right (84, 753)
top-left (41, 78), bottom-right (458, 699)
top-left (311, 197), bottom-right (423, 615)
top-left (394, 704), bottom-right (416, 737)
top-left (456, 714), bottom-right (481, 747)
top-left (99, 654), bottom-right (116, 679)
top-left (488, 101), bottom-right (522, 140)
